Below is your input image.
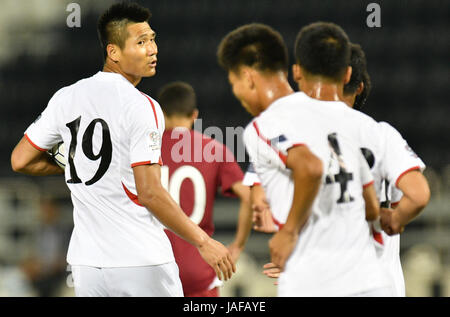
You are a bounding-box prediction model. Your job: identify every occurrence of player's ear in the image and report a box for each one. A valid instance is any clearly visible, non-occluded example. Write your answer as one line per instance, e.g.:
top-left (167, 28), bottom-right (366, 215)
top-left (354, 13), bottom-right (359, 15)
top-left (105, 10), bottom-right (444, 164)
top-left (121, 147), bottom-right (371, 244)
top-left (343, 66), bottom-right (352, 85)
top-left (242, 67), bottom-right (255, 90)
top-left (107, 43), bottom-right (120, 63)
top-left (356, 82), bottom-right (365, 96)
top-left (292, 64), bottom-right (302, 82)
top-left (191, 109), bottom-right (199, 121)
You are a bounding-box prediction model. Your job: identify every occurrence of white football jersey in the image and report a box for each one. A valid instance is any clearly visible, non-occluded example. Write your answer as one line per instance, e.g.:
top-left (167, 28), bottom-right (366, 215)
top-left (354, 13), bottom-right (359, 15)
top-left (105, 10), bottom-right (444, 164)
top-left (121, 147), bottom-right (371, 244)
top-left (367, 121), bottom-right (425, 296)
top-left (25, 71), bottom-right (175, 267)
top-left (244, 92), bottom-right (391, 296)
top-left (244, 106), bottom-right (426, 296)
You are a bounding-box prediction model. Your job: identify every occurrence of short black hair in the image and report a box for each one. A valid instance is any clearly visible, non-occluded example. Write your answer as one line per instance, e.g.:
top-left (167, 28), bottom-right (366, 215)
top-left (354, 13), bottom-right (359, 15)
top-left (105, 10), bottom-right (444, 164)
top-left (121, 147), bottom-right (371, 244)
top-left (97, 2), bottom-right (151, 60)
top-left (344, 43), bottom-right (372, 110)
top-left (217, 23), bottom-right (288, 74)
top-left (294, 22), bottom-right (350, 81)
top-left (157, 82), bottom-right (197, 117)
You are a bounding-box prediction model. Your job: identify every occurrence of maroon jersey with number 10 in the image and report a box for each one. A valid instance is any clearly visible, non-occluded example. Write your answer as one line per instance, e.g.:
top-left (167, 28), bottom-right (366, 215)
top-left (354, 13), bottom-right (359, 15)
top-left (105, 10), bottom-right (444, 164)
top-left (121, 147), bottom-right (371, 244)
top-left (161, 128), bottom-right (243, 296)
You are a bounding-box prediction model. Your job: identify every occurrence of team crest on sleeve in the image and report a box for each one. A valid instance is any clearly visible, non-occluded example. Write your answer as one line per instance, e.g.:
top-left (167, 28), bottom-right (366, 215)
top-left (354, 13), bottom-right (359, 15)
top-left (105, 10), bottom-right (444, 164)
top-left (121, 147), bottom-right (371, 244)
top-left (148, 131), bottom-right (161, 150)
top-left (270, 134), bottom-right (287, 146)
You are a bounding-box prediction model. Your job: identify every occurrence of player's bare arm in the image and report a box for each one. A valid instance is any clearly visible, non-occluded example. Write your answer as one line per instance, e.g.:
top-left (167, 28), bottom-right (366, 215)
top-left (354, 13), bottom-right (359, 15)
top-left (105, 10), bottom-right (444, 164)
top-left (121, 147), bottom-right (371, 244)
top-left (381, 170), bottom-right (430, 235)
top-left (133, 163), bottom-right (236, 280)
top-left (11, 136), bottom-right (64, 176)
top-left (269, 146), bottom-right (323, 271)
top-left (251, 184), bottom-right (277, 233)
top-left (363, 183), bottom-right (380, 221)
top-left (226, 181), bottom-right (253, 263)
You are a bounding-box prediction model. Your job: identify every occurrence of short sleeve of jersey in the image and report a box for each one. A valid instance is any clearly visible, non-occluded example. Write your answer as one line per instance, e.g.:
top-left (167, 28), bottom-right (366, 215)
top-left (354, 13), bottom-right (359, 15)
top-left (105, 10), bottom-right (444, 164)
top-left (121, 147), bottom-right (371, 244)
top-left (24, 88), bottom-right (65, 150)
top-left (218, 144), bottom-right (244, 196)
top-left (359, 149), bottom-right (374, 187)
top-left (378, 122), bottom-right (426, 188)
top-left (242, 163), bottom-right (261, 186)
top-left (126, 95), bottom-right (162, 167)
top-left (390, 185), bottom-right (403, 205)
top-left (267, 121), bottom-right (309, 156)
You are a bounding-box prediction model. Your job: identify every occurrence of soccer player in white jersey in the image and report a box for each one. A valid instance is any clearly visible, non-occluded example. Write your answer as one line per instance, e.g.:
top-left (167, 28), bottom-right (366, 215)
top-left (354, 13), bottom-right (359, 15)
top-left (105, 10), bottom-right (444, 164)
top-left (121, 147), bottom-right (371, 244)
top-left (217, 23), bottom-right (392, 296)
top-left (10, 2), bottom-right (235, 297)
top-left (341, 43), bottom-right (430, 296)
top-left (247, 42), bottom-right (431, 295)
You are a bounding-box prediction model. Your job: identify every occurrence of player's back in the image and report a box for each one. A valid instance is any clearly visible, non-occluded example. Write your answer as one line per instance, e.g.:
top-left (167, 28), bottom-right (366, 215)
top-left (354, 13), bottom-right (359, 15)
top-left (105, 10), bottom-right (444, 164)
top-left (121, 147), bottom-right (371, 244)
top-left (245, 92), bottom-right (390, 296)
top-left (161, 128), bottom-right (243, 295)
top-left (27, 71), bottom-right (174, 267)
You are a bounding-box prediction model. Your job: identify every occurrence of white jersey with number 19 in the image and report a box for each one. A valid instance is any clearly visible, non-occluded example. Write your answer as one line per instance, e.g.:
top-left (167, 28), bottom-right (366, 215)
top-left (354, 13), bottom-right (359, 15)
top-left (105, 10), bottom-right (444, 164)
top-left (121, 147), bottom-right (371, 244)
top-left (24, 71), bottom-right (175, 268)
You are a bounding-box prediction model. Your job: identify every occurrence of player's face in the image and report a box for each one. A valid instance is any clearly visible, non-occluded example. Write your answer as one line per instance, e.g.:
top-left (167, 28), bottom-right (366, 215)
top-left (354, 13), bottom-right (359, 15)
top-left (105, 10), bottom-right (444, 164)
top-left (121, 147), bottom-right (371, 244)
top-left (228, 70), bottom-right (259, 116)
top-left (119, 22), bottom-right (157, 78)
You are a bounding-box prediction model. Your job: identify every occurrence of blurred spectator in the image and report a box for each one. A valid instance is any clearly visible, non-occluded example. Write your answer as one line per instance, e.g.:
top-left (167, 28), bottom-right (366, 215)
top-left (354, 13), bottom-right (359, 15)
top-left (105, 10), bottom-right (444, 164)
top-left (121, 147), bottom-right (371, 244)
top-left (0, 257), bottom-right (37, 296)
top-left (30, 197), bottom-right (69, 296)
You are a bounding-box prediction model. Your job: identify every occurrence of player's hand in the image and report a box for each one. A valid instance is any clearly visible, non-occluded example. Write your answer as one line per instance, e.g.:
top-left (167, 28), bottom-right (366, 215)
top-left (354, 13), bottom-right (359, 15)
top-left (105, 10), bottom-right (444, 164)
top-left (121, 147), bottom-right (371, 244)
top-left (380, 208), bottom-right (405, 235)
top-left (253, 207), bottom-right (278, 233)
top-left (268, 228), bottom-right (298, 272)
top-left (198, 237), bottom-right (236, 281)
top-left (251, 185), bottom-right (277, 233)
top-left (262, 262), bottom-right (281, 285)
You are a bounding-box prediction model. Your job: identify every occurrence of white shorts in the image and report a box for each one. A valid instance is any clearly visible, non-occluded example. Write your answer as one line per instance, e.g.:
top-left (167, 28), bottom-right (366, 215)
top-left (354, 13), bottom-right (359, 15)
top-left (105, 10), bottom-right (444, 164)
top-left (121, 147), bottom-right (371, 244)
top-left (71, 262), bottom-right (183, 297)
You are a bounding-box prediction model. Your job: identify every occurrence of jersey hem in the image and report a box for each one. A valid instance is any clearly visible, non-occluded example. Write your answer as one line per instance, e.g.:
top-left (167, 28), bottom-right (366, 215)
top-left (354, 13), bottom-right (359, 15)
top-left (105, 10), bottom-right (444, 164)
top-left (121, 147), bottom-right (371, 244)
top-left (67, 259), bottom-right (176, 269)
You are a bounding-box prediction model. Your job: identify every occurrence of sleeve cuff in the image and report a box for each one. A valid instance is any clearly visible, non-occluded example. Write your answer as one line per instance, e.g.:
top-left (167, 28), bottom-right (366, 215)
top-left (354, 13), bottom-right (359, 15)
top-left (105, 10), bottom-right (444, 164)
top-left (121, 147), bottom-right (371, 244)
top-left (131, 157), bottom-right (163, 168)
top-left (395, 166), bottom-right (421, 188)
top-left (24, 133), bottom-right (48, 152)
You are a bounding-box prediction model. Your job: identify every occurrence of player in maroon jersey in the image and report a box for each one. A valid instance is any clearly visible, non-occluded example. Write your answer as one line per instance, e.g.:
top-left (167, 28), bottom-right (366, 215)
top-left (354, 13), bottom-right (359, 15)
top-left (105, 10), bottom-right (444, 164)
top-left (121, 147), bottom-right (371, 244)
top-left (157, 81), bottom-right (253, 297)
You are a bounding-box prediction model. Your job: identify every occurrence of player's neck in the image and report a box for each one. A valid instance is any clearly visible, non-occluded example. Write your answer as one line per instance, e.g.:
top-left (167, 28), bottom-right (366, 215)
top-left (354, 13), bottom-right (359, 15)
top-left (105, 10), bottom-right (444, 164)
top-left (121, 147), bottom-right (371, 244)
top-left (165, 117), bottom-right (193, 130)
top-left (102, 61), bottom-right (142, 87)
top-left (341, 94), bottom-right (356, 108)
top-left (301, 80), bottom-right (345, 102)
top-left (258, 72), bottom-right (294, 113)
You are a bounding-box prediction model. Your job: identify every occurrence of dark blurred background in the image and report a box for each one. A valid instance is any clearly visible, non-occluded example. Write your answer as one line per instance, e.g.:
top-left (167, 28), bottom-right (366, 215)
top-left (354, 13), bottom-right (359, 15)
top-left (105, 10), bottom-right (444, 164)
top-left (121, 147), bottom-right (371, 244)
top-left (1, 0), bottom-right (449, 175)
top-left (0, 0), bottom-right (448, 296)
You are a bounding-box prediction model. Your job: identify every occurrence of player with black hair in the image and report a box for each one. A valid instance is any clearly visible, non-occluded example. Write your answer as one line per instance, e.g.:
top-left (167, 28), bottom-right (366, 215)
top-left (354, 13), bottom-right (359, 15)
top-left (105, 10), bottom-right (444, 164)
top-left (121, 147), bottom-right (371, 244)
top-left (341, 43), bottom-right (430, 296)
top-left (244, 27), bottom-right (429, 296)
top-left (342, 43), bottom-right (372, 110)
top-left (218, 22), bottom-right (391, 296)
top-left (11, 1), bottom-right (235, 297)
top-left (157, 81), bottom-right (253, 297)
top-left (217, 23), bottom-right (290, 116)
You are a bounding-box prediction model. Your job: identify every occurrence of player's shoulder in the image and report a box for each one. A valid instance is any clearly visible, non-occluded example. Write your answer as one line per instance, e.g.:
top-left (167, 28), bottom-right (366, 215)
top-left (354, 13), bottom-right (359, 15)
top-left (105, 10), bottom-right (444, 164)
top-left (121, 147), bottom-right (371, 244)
top-left (252, 93), bottom-right (300, 131)
top-left (377, 121), bottom-right (419, 156)
top-left (122, 89), bottom-right (160, 117)
top-left (377, 121), bottom-right (403, 138)
top-left (345, 107), bottom-right (379, 127)
top-left (264, 91), bottom-right (308, 117)
top-left (139, 91), bottom-right (159, 107)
